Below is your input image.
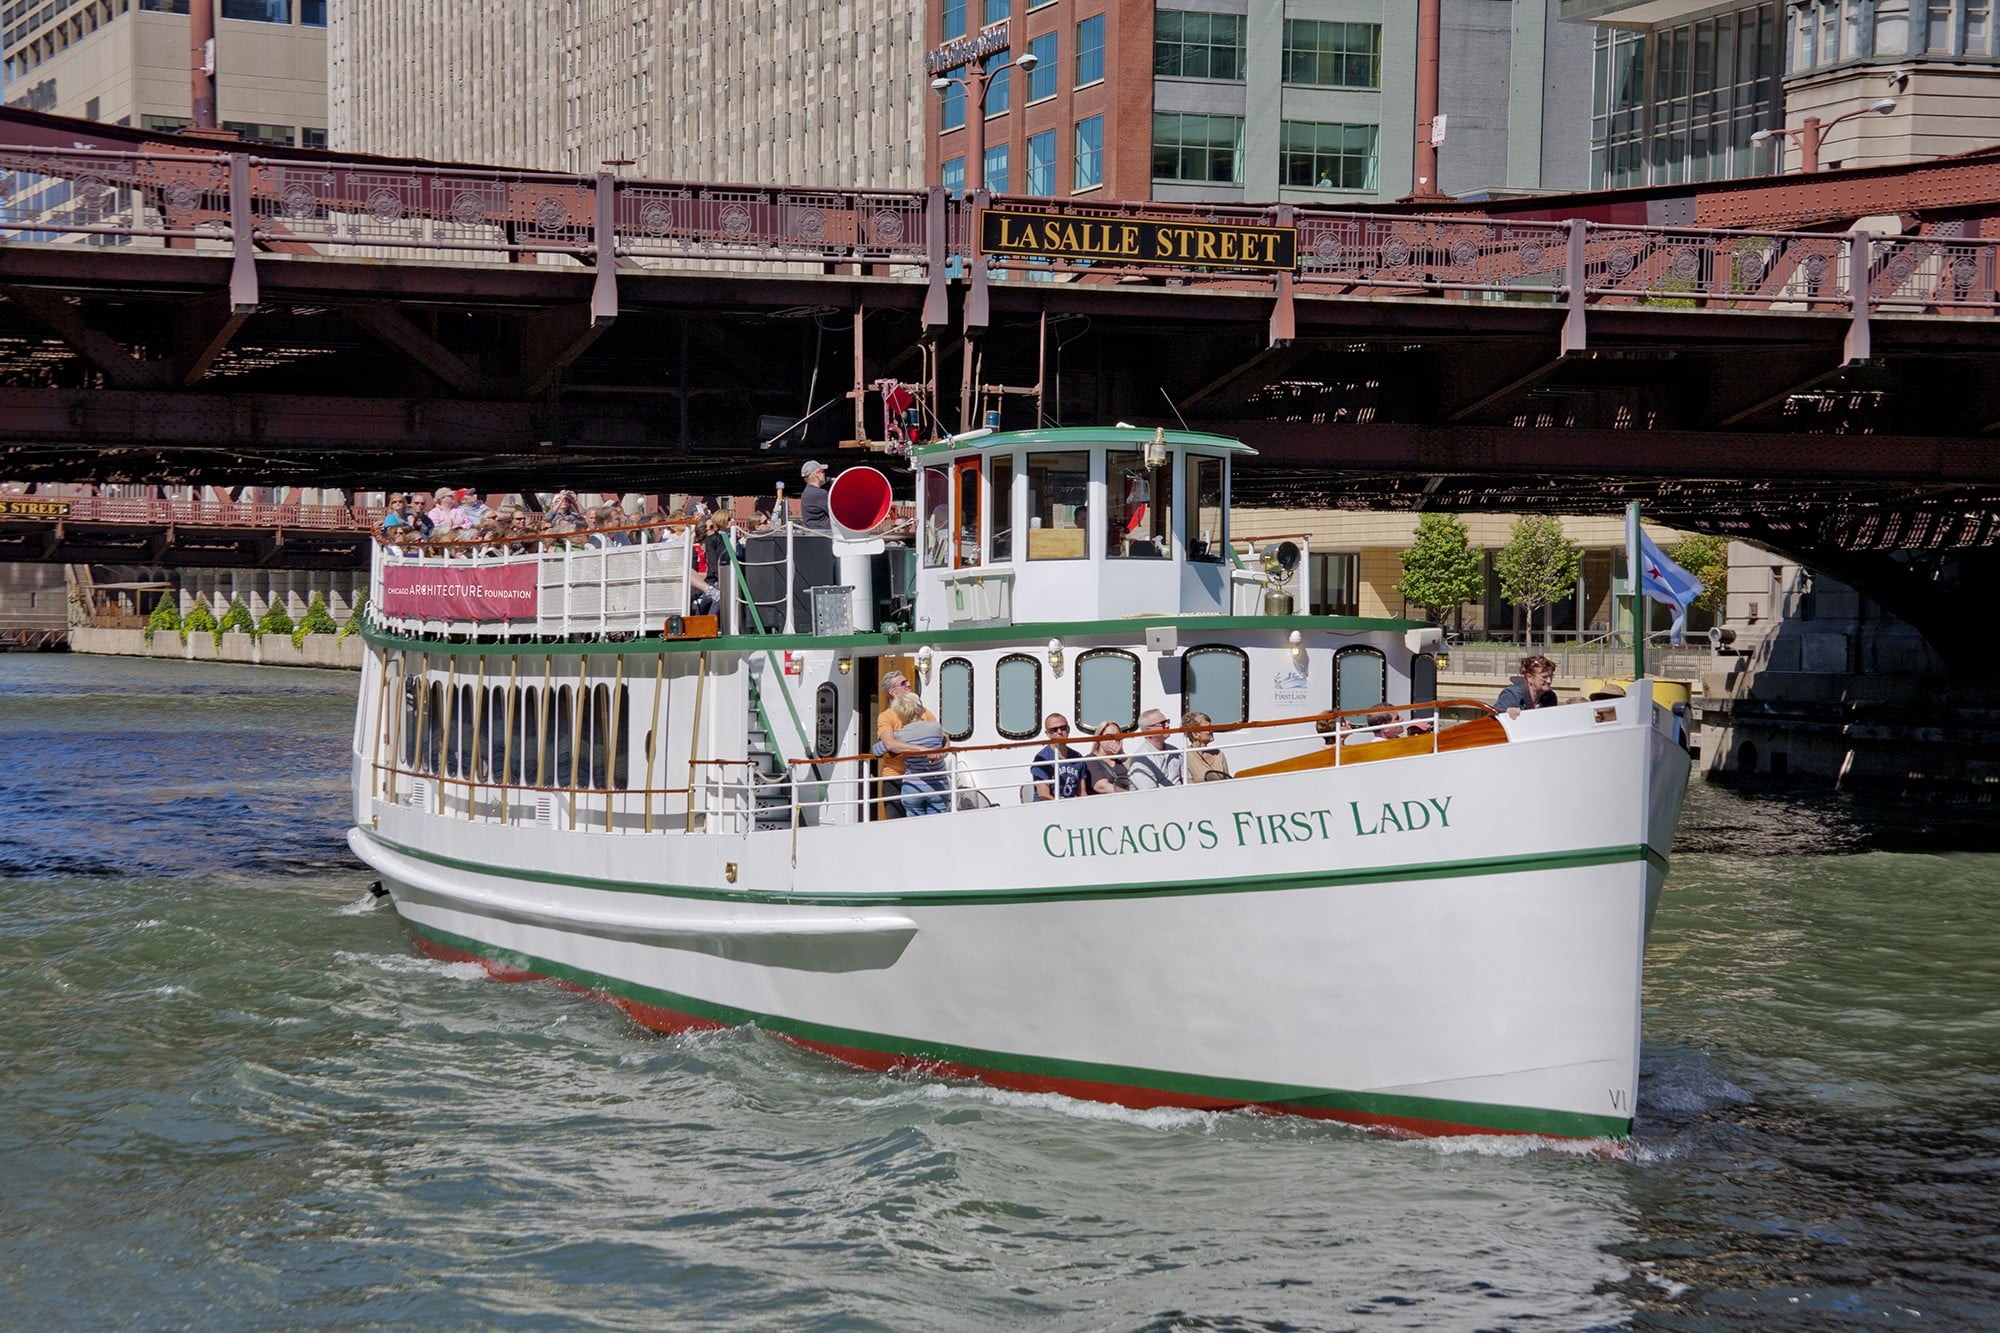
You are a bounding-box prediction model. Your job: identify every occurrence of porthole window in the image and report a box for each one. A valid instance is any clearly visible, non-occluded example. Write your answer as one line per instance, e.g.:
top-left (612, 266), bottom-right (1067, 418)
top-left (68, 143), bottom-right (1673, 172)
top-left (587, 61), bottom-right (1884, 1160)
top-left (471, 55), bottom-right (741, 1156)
top-left (1411, 652), bottom-right (1438, 722)
top-left (814, 682), bottom-right (840, 758)
top-left (1075, 648), bottom-right (1139, 731)
top-left (1333, 645), bottom-right (1386, 712)
top-left (939, 657), bottom-right (974, 741)
top-left (995, 653), bottom-right (1042, 738)
top-left (1182, 644), bottom-right (1248, 726)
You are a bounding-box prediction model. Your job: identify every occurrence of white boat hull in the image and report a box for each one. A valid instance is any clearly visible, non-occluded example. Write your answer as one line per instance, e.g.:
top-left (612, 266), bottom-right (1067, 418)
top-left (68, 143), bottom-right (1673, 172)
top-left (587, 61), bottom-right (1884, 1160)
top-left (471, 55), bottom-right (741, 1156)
top-left (352, 700), bottom-right (1688, 1138)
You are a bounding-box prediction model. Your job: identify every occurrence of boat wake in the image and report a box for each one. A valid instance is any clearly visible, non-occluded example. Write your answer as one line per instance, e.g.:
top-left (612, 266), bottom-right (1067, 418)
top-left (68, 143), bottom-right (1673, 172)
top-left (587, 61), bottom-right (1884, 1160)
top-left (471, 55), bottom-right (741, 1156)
top-left (334, 948), bottom-right (489, 982)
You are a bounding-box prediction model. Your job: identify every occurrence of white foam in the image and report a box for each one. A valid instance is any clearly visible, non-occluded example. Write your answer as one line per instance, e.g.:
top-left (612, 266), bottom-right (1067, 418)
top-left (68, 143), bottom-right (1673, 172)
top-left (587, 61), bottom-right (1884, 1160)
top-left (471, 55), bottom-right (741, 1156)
top-left (334, 892), bottom-right (387, 916)
top-left (335, 949), bottom-right (490, 981)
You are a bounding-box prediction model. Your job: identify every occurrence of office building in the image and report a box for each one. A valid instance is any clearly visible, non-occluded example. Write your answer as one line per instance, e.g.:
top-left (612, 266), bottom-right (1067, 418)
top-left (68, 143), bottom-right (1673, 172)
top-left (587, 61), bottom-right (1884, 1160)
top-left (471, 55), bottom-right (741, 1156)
top-left (330, 0), bottom-right (928, 187)
top-left (3, 0), bottom-right (326, 148)
top-left (924, 0), bottom-right (1594, 207)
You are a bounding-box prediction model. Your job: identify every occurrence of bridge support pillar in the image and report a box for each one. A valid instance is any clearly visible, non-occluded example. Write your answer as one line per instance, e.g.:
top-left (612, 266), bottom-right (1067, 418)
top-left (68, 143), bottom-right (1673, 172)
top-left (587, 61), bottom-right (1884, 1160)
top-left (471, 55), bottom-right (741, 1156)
top-left (1561, 219), bottom-right (1586, 355)
top-left (1843, 229), bottom-right (1871, 364)
top-left (227, 154), bottom-right (258, 314)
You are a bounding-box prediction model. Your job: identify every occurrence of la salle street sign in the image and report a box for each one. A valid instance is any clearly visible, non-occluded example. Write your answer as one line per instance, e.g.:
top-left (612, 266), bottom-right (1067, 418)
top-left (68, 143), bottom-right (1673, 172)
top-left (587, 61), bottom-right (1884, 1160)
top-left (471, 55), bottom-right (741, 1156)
top-left (980, 207), bottom-right (1297, 273)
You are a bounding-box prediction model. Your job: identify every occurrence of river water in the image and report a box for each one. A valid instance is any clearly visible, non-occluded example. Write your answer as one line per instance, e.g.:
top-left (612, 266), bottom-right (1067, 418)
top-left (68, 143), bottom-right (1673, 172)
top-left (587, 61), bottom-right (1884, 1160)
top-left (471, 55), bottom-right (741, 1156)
top-left (2, 654), bottom-right (1995, 1330)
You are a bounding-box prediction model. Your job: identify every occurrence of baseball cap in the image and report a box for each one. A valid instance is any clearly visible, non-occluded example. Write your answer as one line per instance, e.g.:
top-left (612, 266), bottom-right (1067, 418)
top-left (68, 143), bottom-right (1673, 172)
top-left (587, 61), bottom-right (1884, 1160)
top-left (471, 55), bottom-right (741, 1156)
top-left (801, 460), bottom-right (826, 478)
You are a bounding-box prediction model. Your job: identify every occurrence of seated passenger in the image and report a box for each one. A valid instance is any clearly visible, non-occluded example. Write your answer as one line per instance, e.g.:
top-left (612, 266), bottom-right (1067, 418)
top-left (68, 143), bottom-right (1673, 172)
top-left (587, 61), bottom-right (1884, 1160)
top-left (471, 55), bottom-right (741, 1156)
top-left (1029, 714), bottom-right (1085, 801)
top-left (1183, 711), bottom-right (1231, 782)
top-left (1127, 709), bottom-right (1183, 788)
top-left (889, 690), bottom-right (949, 816)
top-left (1084, 722), bottom-right (1134, 794)
top-left (1497, 655), bottom-right (1559, 719)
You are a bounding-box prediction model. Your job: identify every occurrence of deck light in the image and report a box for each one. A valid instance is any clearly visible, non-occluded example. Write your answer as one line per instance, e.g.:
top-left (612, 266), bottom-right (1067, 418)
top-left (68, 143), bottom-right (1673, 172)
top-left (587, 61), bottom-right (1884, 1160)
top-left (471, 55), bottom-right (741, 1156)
top-left (1047, 638), bottom-right (1064, 676)
top-left (837, 653), bottom-right (852, 675)
top-left (1144, 427), bottom-right (1169, 470)
top-left (916, 645), bottom-right (935, 684)
top-left (1288, 629), bottom-right (1306, 669)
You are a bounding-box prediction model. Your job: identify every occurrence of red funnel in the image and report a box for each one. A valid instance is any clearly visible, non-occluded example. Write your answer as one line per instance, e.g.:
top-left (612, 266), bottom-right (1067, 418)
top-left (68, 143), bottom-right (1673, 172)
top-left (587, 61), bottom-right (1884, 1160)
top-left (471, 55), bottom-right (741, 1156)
top-left (828, 466), bottom-right (893, 536)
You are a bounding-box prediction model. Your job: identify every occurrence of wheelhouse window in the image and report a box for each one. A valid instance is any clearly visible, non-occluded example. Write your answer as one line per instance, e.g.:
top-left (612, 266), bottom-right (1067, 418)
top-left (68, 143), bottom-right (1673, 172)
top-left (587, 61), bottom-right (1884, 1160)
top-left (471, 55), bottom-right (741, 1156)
top-left (1075, 649), bottom-right (1140, 730)
top-left (1411, 653), bottom-right (1438, 723)
top-left (954, 459), bottom-right (982, 568)
top-left (1183, 645), bottom-right (1248, 726)
top-left (1184, 454), bottom-right (1224, 562)
top-left (996, 653), bottom-right (1042, 738)
top-left (1310, 552), bottom-right (1358, 616)
top-left (1105, 449), bottom-right (1171, 558)
top-left (990, 453), bottom-right (1015, 562)
top-left (1026, 452), bottom-right (1089, 560)
top-left (1334, 646), bottom-right (1386, 712)
top-left (939, 658), bottom-right (975, 740)
top-left (920, 466), bottom-right (952, 568)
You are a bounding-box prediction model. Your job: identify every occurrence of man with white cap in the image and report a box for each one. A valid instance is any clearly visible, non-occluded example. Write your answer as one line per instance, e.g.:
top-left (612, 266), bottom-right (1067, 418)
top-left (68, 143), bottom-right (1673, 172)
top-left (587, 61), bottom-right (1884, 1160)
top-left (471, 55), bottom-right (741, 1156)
top-left (799, 461), bottom-right (831, 531)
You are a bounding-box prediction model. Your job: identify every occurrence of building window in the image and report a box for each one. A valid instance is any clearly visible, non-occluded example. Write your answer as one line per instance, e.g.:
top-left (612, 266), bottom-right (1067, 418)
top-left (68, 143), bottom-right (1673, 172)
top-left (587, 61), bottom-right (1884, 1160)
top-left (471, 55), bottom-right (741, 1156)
top-left (1027, 31), bottom-right (1057, 100)
top-left (1183, 646), bottom-right (1248, 727)
top-left (1152, 112), bottom-right (1245, 184)
top-left (1280, 121), bottom-right (1379, 190)
top-left (141, 114), bottom-right (191, 133)
top-left (1076, 13), bottom-right (1105, 85)
top-left (995, 654), bottom-right (1042, 738)
top-left (220, 0), bottom-right (288, 21)
top-left (1155, 10), bottom-right (1246, 81)
top-left (984, 143), bottom-right (1009, 192)
top-left (223, 120), bottom-right (296, 147)
top-left (1074, 115), bottom-right (1103, 190)
top-left (939, 658), bottom-right (975, 741)
top-left (941, 78), bottom-right (966, 130)
top-left (983, 0), bottom-right (1009, 25)
top-left (1075, 650), bottom-right (1140, 731)
top-left (987, 51), bottom-right (1012, 115)
top-left (139, 0), bottom-right (190, 12)
top-left (1282, 19), bottom-right (1381, 88)
top-left (301, 0), bottom-right (324, 24)
top-left (1589, 6), bottom-right (1779, 190)
top-left (942, 0), bottom-right (966, 41)
top-left (1026, 129), bottom-right (1055, 194)
top-left (301, 127), bottom-right (327, 149)
top-left (942, 156), bottom-right (965, 198)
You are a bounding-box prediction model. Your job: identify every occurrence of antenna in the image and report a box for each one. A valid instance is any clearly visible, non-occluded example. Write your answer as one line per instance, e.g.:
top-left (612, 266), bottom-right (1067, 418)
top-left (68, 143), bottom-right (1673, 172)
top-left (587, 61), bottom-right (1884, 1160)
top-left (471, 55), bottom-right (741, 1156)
top-left (1159, 387), bottom-right (1190, 431)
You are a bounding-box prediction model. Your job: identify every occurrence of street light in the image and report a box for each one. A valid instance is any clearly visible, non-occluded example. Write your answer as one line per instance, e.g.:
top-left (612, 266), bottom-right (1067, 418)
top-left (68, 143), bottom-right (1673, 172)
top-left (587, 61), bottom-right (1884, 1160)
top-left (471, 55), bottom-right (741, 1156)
top-left (1751, 97), bottom-right (1896, 173)
top-left (932, 45), bottom-right (1036, 195)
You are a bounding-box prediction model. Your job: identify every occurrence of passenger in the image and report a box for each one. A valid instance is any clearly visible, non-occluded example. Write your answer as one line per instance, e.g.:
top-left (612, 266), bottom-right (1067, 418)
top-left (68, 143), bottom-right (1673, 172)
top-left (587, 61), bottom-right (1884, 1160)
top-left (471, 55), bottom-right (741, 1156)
top-left (873, 669), bottom-right (934, 818)
top-left (799, 461), bottom-right (832, 530)
top-left (888, 690), bottom-right (949, 816)
top-left (425, 487), bottom-right (455, 535)
top-left (1084, 722), bottom-right (1135, 794)
top-left (1029, 714), bottom-right (1086, 801)
top-left (1346, 711), bottom-right (1400, 745)
top-left (1126, 709), bottom-right (1184, 789)
top-left (376, 496), bottom-right (408, 539)
top-left (1497, 654), bottom-right (1559, 719)
top-left (1184, 711), bottom-right (1231, 782)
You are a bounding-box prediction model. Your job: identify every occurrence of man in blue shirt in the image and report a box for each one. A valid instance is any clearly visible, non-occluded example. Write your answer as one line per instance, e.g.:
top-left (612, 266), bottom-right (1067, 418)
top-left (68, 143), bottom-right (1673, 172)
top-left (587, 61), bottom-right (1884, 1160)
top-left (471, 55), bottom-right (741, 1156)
top-left (1029, 714), bottom-right (1085, 801)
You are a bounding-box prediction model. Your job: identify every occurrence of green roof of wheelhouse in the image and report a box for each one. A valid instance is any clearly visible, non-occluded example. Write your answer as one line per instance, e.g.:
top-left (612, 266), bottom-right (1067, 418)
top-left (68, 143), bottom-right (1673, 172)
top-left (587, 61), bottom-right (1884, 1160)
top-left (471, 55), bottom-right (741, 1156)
top-left (909, 426), bottom-right (1255, 463)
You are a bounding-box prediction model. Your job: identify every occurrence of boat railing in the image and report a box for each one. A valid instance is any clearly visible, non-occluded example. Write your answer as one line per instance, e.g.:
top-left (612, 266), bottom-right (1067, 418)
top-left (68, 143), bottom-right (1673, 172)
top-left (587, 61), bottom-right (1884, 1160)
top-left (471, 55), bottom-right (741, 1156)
top-left (368, 520), bottom-right (695, 639)
top-left (778, 700), bottom-right (1504, 827)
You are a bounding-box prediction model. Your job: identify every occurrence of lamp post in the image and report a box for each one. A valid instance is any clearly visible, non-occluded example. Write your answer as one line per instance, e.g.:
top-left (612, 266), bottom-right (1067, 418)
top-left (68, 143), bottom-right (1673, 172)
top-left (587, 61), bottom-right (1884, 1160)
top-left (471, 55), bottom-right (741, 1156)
top-left (1752, 97), bottom-right (1897, 173)
top-left (928, 25), bottom-right (1037, 430)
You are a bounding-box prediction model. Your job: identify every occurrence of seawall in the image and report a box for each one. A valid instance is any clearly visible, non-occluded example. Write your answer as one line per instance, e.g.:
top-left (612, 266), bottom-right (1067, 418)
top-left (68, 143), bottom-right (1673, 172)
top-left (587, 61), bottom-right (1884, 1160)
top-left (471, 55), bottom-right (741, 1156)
top-left (68, 627), bottom-right (365, 670)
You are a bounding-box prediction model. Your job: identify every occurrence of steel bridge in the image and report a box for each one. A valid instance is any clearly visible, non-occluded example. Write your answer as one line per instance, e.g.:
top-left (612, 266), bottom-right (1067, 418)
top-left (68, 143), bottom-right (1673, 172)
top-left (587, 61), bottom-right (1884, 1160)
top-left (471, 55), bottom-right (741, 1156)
top-left (5, 106), bottom-right (2000, 663)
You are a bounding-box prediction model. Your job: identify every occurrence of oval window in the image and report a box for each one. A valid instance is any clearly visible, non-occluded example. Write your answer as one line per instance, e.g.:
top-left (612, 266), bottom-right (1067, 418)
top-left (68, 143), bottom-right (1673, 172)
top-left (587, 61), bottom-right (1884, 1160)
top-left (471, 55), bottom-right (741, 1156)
top-left (995, 653), bottom-right (1042, 738)
top-left (1075, 649), bottom-right (1139, 731)
top-left (1334, 646), bottom-right (1386, 713)
top-left (1182, 644), bottom-right (1248, 726)
top-left (939, 657), bottom-right (974, 740)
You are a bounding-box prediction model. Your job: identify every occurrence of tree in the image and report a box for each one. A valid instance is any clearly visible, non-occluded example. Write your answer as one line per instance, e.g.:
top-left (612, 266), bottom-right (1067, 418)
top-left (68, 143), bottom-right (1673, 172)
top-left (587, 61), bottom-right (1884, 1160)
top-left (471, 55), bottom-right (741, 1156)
top-left (1395, 512), bottom-right (1484, 627)
top-left (1494, 515), bottom-right (1581, 648)
top-left (1668, 533), bottom-right (1728, 615)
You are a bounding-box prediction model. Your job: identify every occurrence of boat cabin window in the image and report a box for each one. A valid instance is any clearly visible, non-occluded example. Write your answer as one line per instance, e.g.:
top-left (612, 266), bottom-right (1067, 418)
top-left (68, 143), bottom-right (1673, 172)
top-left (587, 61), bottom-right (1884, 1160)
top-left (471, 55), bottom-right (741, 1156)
top-left (939, 657), bottom-right (975, 740)
top-left (1183, 644), bottom-right (1249, 726)
top-left (1334, 646), bottom-right (1386, 712)
top-left (1411, 652), bottom-right (1438, 722)
top-left (1075, 648), bottom-right (1140, 730)
top-left (1107, 449), bottom-right (1171, 558)
top-left (1184, 454), bottom-right (1225, 562)
top-left (814, 683), bottom-right (839, 757)
top-left (995, 653), bottom-right (1042, 738)
top-left (1026, 451), bottom-right (1089, 560)
top-left (920, 467), bottom-right (951, 568)
top-left (954, 459), bottom-right (981, 568)
top-left (990, 453), bottom-right (1014, 562)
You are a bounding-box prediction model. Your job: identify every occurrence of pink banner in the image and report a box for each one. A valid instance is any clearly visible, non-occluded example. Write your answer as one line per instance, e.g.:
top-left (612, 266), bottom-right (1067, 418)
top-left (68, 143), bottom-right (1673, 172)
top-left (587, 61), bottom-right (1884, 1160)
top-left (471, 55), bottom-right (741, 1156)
top-left (381, 562), bottom-right (538, 621)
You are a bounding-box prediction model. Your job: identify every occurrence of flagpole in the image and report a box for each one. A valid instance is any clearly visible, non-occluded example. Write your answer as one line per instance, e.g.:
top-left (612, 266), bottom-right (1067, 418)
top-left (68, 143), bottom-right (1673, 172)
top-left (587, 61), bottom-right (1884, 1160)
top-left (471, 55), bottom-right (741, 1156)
top-left (1626, 500), bottom-right (1644, 680)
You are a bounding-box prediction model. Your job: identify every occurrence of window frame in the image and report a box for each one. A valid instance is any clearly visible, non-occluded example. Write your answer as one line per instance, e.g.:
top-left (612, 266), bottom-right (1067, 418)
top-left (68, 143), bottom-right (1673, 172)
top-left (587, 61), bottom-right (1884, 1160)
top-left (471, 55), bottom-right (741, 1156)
top-left (1074, 114), bottom-right (1104, 191)
top-left (814, 682), bottom-right (841, 758)
top-left (1026, 31), bottom-right (1058, 101)
top-left (1025, 128), bottom-right (1056, 195)
top-left (995, 653), bottom-right (1044, 739)
top-left (939, 657), bottom-right (976, 741)
top-left (1075, 13), bottom-right (1106, 86)
top-left (1154, 9), bottom-right (1247, 81)
top-left (1182, 644), bottom-right (1249, 727)
top-left (1074, 648), bottom-right (1141, 732)
top-left (1281, 18), bottom-right (1381, 89)
top-left (1333, 645), bottom-right (1387, 714)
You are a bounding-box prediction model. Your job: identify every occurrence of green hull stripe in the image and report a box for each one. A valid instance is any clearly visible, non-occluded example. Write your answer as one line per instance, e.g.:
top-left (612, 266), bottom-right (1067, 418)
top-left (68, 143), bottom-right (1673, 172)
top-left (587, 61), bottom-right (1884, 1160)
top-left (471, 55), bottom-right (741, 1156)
top-left (360, 826), bottom-right (1666, 909)
top-left (361, 610), bottom-right (1422, 658)
top-left (402, 917), bottom-right (1630, 1139)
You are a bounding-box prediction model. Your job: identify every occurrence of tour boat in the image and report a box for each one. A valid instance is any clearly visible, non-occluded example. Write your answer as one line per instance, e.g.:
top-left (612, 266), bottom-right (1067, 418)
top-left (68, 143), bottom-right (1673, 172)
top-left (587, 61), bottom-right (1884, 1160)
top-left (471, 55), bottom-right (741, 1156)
top-left (347, 426), bottom-right (1692, 1139)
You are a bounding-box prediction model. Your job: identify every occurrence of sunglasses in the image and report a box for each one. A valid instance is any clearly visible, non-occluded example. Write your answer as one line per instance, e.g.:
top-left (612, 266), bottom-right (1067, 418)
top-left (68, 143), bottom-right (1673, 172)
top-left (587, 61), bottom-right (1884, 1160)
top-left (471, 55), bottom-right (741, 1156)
top-left (1047, 725), bottom-right (1069, 734)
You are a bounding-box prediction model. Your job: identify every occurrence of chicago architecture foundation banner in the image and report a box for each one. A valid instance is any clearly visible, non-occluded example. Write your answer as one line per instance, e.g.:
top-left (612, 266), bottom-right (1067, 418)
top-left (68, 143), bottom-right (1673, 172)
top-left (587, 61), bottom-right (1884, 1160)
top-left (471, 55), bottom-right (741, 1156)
top-left (380, 562), bottom-right (538, 621)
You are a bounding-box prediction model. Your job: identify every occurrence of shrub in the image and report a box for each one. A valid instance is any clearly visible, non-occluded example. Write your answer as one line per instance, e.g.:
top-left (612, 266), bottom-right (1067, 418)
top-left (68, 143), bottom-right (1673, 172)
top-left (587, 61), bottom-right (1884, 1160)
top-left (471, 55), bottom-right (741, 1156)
top-left (338, 595), bottom-right (369, 642)
top-left (143, 597), bottom-right (180, 645)
top-left (180, 601), bottom-right (218, 645)
top-left (257, 601), bottom-right (295, 639)
top-left (292, 594), bottom-right (339, 648)
top-left (216, 599), bottom-right (258, 645)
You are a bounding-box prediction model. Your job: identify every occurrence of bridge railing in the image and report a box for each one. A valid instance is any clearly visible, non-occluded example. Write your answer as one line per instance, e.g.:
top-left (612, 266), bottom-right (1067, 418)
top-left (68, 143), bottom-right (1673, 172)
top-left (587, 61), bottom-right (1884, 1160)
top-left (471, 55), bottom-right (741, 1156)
top-left (5, 143), bottom-right (1998, 314)
top-left (21, 493), bottom-right (375, 530)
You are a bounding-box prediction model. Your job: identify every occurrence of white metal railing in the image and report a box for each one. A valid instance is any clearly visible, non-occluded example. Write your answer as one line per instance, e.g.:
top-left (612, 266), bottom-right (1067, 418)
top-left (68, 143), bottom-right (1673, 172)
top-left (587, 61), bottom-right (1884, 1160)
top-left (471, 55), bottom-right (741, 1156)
top-left (369, 527), bottom-right (691, 638)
